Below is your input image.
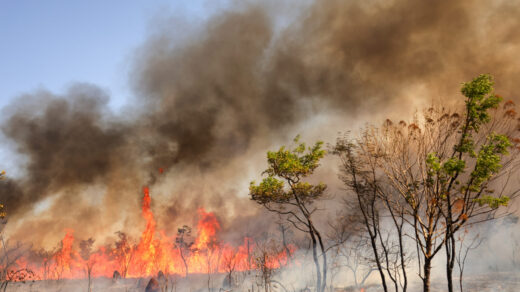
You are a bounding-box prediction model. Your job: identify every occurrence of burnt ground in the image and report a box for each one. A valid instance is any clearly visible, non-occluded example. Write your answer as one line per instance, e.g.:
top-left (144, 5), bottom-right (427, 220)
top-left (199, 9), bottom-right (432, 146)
top-left (4, 272), bottom-right (520, 291)
top-left (3, 274), bottom-right (229, 292)
top-left (430, 272), bottom-right (520, 292)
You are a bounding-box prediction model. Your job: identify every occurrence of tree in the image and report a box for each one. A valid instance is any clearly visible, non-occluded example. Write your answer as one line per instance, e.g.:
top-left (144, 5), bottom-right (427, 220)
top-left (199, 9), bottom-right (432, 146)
top-left (34, 248), bottom-right (54, 281)
top-left (326, 209), bottom-right (361, 290)
top-left (249, 136), bottom-right (328, 292)
top-left (455, 231), bottom-right (482, 292)
top-left (0, 241), bottom-right (35, 292)
top-left (175, 225), bottom-right (194, 278)
top-left (0, 171), bottom-right (7, 228)
top-left (252, 236), bottom-right (285, 292)
top-left (204, 237), bottom-right (220, 292)
top-left (80, 238), bottom-right (96, 292)
top-left (221, 246), bottom-right (238, 289)
top-left (434, 75), bottom-right (520, 292)
top-left (0, 197), bottom-right (35, 292)
top-left (334, 74), bottom-right (520, 292)
top-left (333, 137), bottom-right (409, 292)
top-left (112, 231), bottom-right (134, 278)
top-left (276, 220), bottom-right (294, 266)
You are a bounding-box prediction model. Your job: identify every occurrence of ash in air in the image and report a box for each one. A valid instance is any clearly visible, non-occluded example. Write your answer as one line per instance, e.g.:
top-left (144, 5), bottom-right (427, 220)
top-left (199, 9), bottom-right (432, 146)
top-left (1, 0), bottom-right (520, 291)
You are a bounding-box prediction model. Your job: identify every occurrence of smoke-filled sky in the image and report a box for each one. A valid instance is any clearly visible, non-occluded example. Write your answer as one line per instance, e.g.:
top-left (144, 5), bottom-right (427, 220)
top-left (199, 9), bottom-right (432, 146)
top-left (1, 0), bottom-right (520, 248)
top-left (0, 0), bottom-right (232, 110)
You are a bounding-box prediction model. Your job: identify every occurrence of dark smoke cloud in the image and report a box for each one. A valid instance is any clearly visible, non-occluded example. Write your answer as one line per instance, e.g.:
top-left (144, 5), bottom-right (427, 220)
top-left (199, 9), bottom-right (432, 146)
top-left (133, 7), bottom-right (275, 173)
top-left (1, 0), bottom-right (519, 245)
top-left (1, 85), bottom-right (128, 214)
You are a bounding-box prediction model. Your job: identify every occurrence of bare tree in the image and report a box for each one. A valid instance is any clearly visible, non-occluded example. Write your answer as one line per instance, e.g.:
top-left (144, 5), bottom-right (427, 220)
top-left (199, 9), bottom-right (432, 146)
top-left (277, 220), bottom-right (294, 266)
top-left (326, 210), bottom-right (361, 289)
top-left (222, 246), bottom-right (238, 289)
top-left (112, 231), bottom-right (134, 278)
top-left (204, 237), bottom-right (221, 292)
top-left (52, 232), bottom-right (74, 282)
top-left (175, 225), bottom-right (194, 278)
top-left (0, 201), bottom-right (35, 292)
top-left (0, 240), bottom-right (35, 292)
top-left (34, 248), bottom-right (54, 281)
top-left (455, 231), bottom-right (483, 292)
top-left (253, 237), bottom-right (284, 292)
top-left (80, 238), bottom-right (96, 292)
top-left (333, 137), bottom-right (409, 292)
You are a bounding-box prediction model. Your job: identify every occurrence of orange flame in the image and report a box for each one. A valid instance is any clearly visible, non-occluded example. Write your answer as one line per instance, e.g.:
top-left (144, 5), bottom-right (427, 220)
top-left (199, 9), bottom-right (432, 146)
top-left (9, 187), bottom-right (294, 280)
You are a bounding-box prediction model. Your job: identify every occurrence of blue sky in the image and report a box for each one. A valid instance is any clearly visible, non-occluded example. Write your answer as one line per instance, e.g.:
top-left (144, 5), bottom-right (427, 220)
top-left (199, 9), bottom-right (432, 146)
top-left (0, 0), bottom-right (227, 110)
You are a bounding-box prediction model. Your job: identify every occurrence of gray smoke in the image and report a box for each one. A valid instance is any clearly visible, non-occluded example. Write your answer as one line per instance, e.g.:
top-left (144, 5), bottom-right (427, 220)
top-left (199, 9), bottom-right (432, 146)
top-left (1, 0), bottom-right (520, 246)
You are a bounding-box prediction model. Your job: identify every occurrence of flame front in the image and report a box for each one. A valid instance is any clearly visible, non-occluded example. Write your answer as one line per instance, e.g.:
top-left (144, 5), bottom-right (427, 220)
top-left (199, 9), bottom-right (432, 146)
top-left (12, 187), bottom-right (293, 280)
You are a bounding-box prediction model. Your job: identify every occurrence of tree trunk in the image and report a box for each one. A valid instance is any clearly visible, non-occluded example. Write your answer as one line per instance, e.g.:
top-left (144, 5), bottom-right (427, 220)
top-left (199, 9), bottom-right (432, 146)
top-left (179, 248), bottom-right (189, 278)
top-left (88, 268), bottom-right (92, 292)
top-left (369, 232), bottom-right (388, 292)
top-left (309, 232), bottom-right (322, 292)
top-left (398, 227), bottom-right (408, 292)
top-left (423, 258), bottom-right (432, 292)
top-left (314, 227), bottom-right (327, 292)
top-left (445, 232), bottom-right (456, 292)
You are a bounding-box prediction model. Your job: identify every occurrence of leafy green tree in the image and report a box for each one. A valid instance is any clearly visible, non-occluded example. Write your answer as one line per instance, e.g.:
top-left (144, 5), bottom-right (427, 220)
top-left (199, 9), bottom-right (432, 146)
top-left (249, 136), bottom-right (328, 292)
top-left (428, 74), bottom-right (520, 292)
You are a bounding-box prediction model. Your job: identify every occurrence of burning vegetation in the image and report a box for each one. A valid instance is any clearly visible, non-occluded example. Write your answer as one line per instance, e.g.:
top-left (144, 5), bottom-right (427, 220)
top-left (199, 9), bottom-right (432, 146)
top-left (2, 0), bottom-right (520, 291)
top-left (0, 187), bottom-right (293, 290)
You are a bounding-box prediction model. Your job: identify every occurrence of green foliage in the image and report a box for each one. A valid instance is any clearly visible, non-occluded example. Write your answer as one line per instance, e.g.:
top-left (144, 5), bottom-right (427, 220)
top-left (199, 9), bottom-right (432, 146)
top-left (473, 195), bottom-right (509, 209)
top-left (460, 74), bottom-right (502, 135)
top-left (470, 133), bottom-right (512, 190)
top-left (250, 136), bottom-right (327, 205)
top-left (425, 75), bottom-right (514, 211)
top-left (264, 135), bottom-right (326, 180)
top-left (461, 74), bottom-right (494, 99)
top-left (426, 153), bottom-right (441, 172)
top-left (454, 75), bottom-right (513, 197)
top-left (426, 153), bottom-right (466, 180)
top-left (443, 158), bottom-right (466, 176)
top-left (250, 176), bottom-right (289, 204)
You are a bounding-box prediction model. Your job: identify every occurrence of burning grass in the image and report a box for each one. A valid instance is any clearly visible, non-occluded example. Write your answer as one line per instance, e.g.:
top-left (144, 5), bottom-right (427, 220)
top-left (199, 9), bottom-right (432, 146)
top-left (1, 187), bottom-right (294, 284)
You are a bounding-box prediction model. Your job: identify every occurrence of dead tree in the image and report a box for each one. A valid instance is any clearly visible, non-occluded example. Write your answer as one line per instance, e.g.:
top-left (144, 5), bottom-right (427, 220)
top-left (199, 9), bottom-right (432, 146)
top-left (0, 204), bottom-right (35, 292)
top-left (80, 238), bottom-right (96, 292)
top-left (253, 237), bottom-right (284, 292)
top-left (204, 237), bottom-right (221, 292)
top-left (112, 231), bottom-right (134, 278)
top-left (326, 210), bottom-right (360, 289)
top-left (175, 225), bottom-right (194, 278)
top-left (455, 231), bottom-right (483, 292)
top-left (333, 137), bottom-right (408, 292)
top-left (222, 246), bottom-right (238, 289)
top-left (0, 240), bottom-right (34, 292)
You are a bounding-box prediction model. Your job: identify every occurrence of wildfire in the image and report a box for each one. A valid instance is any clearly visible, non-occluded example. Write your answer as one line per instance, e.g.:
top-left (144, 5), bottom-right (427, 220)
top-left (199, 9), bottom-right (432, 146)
top-left (9, 187), bottom-right (293, 280)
